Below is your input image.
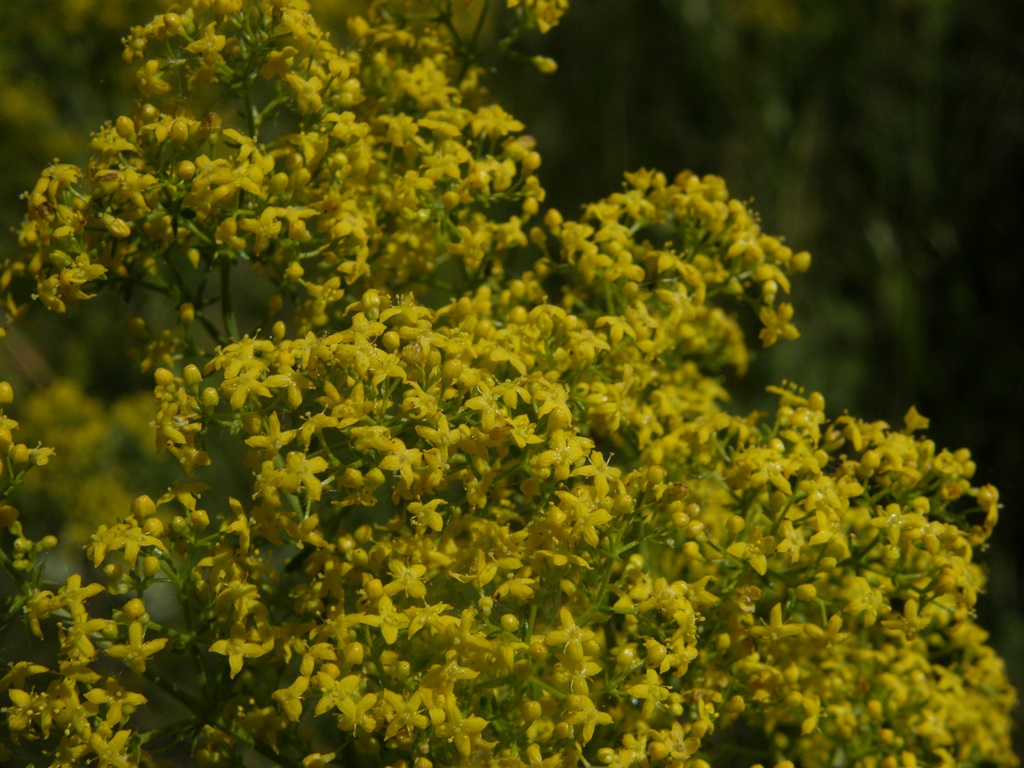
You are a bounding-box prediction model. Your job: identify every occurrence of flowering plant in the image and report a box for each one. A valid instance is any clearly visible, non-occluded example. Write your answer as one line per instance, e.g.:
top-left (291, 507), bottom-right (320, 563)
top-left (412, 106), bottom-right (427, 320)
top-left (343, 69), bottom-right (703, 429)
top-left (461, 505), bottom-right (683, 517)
top-left (0, 2), bottom-right (1016, 767)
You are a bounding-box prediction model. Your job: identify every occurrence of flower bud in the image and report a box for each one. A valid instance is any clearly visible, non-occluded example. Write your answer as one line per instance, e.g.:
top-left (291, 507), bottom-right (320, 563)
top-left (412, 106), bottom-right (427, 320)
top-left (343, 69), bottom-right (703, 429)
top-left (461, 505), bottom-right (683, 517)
top-left (169, 118), bottom-right (189, 144)
top-left (201, 387), bottom-right (219, 409)
top-left (107, 217), bottom-right (131, 238)
top-left (123, 598), bottom-right (147, 621)
top-left (116, 115), bottom-right (136, 138)
top-left (131, 495), bottom-right (157, 518)
top-left (183, 363), bottom-right (202, 386)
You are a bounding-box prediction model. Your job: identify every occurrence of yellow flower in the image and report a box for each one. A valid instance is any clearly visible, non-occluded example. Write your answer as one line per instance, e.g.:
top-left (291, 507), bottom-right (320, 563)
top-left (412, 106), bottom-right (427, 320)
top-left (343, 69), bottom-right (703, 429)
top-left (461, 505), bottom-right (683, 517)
top-left (105, 621), bottom-right (169, 675)
top-left (273, 675), bottom-right (310, 723)
top-left (209, 623), bottom-right (272, 679)
top-left (880, 598), bottom-right (932, 642)
top-left (408, 498), bottom-right (446, 532)
top-left (563, 692), bottom-right (612, 744)
top-left (903, 405), bottom-right (930, 432)
top-left (385, 559), bottom-right (428, 599)
top-left (1, 2), bottom-right (1017, 766)
top-left (86, 522), bottom-right (166, 568)
top-left (244, 411), bottom-right (297, 460)
top-left (84, 679), bottom-right (148, 727)
top-left (136, 59), bottom-right (172, 98)
top-left (533, 429), bottom-right (593, 482)
top-left (186, 22), bottom-right (226, 66)
top-left (726, 526), bottom-right (776, 576)
top-left (749, 602), bottom-right (803, 643)
top-left (88, 728), bottom-right (133, 768)
top-left (436, 699), bottom-right (493, 759)
top-left (545, 607), bottom-right (591, 666)
top-left (381, 690), bottom-right (429, 740)
top-left (378, 438), bottom-right (423, 488)
top-left (336, 691), bottom-right (378, 733)
top-left (626, 668), bottom-right (671, 719)
top-left (238, 206), bottom-right (284, 255)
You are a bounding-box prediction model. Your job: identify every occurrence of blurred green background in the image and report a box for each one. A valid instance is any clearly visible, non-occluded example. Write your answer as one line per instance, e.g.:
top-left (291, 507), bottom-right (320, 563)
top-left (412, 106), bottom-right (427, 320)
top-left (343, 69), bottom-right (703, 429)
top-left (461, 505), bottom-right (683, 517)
top-left (1, 0), bottom-right (1021, 756)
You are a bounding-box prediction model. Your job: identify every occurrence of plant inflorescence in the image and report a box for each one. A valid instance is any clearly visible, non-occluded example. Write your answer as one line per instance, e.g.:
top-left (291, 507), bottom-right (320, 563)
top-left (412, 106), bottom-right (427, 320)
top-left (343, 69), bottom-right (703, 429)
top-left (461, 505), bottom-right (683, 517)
top-left (0, 2), bottom-right (1016, 767)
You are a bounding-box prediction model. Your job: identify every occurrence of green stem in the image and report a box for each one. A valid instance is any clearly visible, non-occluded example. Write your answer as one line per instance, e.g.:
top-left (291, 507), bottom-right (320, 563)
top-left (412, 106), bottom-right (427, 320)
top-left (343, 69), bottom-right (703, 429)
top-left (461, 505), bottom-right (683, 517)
top-left (219, 257), bottom-right (239, 340)
top-left (144, 667), bottom-right (304, 768)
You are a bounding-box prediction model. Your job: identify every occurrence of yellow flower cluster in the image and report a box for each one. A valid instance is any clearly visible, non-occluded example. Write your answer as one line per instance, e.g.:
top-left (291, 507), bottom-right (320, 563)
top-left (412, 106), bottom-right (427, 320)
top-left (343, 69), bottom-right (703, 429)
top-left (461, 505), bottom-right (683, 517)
top-left (0, 0), bottom-right (154, 235)
top-left (0, 2), bottom-right (1016, 767)
top-left (0, 381), bottom-right (57, 562)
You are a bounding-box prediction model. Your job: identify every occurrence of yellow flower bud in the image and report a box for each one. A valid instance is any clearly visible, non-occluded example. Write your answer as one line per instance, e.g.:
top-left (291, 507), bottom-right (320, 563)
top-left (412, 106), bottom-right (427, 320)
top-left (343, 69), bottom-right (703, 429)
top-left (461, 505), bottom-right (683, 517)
top-left (9, 444), bottom-right (30, 466)
top-left (107, 217), bottom-right (132, 238)
top-left (363, 468), bottom-right (385, 490)
top-left (201, 387), bottom-right (219, 409)
top-left (0, 505), bottom-right (19, 527)
top-left (131, 495), bottom-right (157, 518)
top-left (361, 288), bottom-right (380, 315)
top-left (344, 642), bottom-right (365, 666)
top-left (163, 13), bottom-right (182, 33)
top-left (522, 699), bottom-right (542, 721)
top-left (792, 250), bottom-right (812, 272)
top-left (169, 118), bottom-right (189, 144)
top-left (183, 363), bottom-right (202, 386)
top-left (647, 742), bottom-right (670, 761)
top-left (142, 556), bottom-right (162, 579)
top-left (116, 115), bottom-right (136, 138)
top-left (340, 467), bottom-right (363, 488)
top-left (287, 218), bottom-right (307, 241)
top-left (123, 598), bottom-right (147, 620)
top-left (176, 160), bottom-right (196, 181)
top-left (796, 583), bottom-right (818, 601)
top-left (103, 562), bottom-right (122, 580)
top-left (645, 638), bottom-right (667, 666)
top-left (441, 358), bottom-right (464, 382)
top-left (531, 56), bottom-right (558, 74)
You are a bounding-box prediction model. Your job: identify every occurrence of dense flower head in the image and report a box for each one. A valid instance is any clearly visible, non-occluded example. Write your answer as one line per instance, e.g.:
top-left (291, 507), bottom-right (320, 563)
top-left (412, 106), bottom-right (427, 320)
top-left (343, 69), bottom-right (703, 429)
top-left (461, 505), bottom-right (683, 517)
top-left (0, 2), bottom-right (1016, 768)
